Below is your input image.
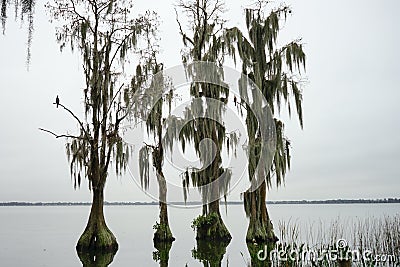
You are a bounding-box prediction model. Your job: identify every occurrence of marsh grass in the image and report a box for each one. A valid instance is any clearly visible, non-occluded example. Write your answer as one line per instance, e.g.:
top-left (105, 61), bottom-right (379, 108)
top-left (247, 215), bottom-right (400, 266)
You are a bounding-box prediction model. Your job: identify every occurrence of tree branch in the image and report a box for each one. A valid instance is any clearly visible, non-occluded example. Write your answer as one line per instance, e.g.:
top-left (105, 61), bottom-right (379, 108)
top-left (69, 0), bottom-right (94, 34)
top-left (175, 8), bottom-right (194, 46)
top-left (102, 83), bottom-right (124, 124)
top-left (143, 142), bottom-right (156, 150)
top-left (104, 143), bottom-right (113, 174)
top-left (39, 128), bottom-right (84, 140)
top-left (53, 102), bottom-right (91, 140)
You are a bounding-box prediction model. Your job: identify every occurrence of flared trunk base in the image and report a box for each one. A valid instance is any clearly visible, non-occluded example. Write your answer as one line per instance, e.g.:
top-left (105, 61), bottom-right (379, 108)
top-left (245, 182), bottom-right (278, 243)
top-left (76, 223), bottom-right (118, 253)
top-left (76, 187), bottom-right (118, 253)
top-left (194, 212), bottom-right (232, 241)
top-left (246, 219), bottom-right (278, 243)
top-left (153, 223), bottom-right (175, 243)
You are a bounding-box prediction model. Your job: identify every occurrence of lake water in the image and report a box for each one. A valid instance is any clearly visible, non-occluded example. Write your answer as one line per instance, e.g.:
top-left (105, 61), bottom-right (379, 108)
top-left (0, 204), bottom-right (399, 266)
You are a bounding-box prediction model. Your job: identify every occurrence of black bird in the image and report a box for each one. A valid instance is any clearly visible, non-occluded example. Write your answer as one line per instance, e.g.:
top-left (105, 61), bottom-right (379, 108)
top-left (56, 95), bottom-right (60, 108)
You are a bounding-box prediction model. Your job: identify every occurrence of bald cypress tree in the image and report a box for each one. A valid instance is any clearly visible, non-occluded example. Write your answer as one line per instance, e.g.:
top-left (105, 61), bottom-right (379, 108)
top-left (137, 57), bottom-right (175, 243)
top-left (171, 0), bottom-right (238, 241)
top-left (225, 2), bottom-right (306, 242)
top-left (41, 0), bottom-right (157, 252)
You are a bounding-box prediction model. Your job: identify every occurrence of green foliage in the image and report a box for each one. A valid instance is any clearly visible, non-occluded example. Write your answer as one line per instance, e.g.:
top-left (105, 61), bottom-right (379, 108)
top-left (191, 212), bottom-right (220, 231)
top-left (153, 221), bottom-right (169, 232)
top-left (191, 211), bottom-right (231, 241)
top-left (153, 221), bottom-right (174, 243)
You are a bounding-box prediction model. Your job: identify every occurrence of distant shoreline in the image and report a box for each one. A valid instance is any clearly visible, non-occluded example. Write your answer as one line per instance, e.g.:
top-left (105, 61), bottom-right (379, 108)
top-left (0, 198), bottom-right (399, 206)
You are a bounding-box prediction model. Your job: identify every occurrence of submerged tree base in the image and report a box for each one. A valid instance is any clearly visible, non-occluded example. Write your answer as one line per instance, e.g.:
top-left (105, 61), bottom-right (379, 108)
top-left (246, 221), bottom-right (278, 244)
top-left (192, 212), bottom-right (232, 241)
top-left (76, 223), bottom-right (118, 253)
top-left (153, 222), bottom-right (175, 243)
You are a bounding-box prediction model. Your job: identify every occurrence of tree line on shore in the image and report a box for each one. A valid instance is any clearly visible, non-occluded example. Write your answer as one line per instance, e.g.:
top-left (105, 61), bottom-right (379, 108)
top-left (2, 198), bottom-right (399, 206)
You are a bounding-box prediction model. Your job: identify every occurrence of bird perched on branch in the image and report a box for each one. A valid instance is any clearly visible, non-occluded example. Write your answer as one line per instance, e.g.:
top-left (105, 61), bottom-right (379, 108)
top-left (56, 95), bottom-right (60, 108)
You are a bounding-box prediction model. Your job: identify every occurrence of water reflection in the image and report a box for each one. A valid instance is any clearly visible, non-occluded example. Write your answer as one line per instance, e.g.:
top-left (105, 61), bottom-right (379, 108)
top-left (246, 242), bottom-right (354, 267)
top-left (192, 239), bottom-right (230, 267)
top-left (246, 242), bottom-right (273, 267)
top-left (77, 250), bottom-right (116, 267)
top-left (153, 241), bottom-right (173, 267)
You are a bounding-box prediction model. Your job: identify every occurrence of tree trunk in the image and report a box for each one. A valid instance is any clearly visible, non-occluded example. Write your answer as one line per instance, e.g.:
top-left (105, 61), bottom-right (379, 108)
top-left (76, 185), bottom-right (118, 252)
top-left (153, 171), bottom-right (175, 243)
top-left (259, 181), bottom-right (276, 240)
top-left (193, 126), bottom-right (232, 241)
top-left (246, 181), bottom-right (277, 243)
top-left (195, 180), bottom-right (231, 241)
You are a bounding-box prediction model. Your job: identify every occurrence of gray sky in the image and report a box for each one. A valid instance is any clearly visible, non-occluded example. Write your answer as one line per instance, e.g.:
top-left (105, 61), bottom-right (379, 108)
top-left (0, 0), bottom-right (399, 202)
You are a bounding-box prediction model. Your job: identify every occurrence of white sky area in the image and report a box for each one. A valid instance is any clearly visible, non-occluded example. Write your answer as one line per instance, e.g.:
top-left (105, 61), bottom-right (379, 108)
top-left (0, 0), bottom-right (399, 203)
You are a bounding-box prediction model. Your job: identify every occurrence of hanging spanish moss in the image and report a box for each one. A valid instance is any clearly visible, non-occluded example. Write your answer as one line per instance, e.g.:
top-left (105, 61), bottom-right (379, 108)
top-left (137, 57), bottom-right (175, 244)
top-left (225, 1), bottom-right (306, 243)
top-left (169, 0), bottom-right (239, 241)
top-left (1, 0), bottom-right (36, 67)
top-left (43, 0), bottom-right (159, 252)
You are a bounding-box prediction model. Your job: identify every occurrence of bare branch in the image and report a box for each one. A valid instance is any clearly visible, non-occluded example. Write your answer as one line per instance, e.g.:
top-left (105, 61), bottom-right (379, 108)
top-left (53, 102), bottom-right (91, 140)
top-left (109, 30), bottom-right (135, 67)
top-left (175, 8), bottom-right (194, 46)
top-left (69, 0), bottom-right (94, 34)
top-left (143, 142), bottom-right (156, 150)
top-left (39, 128), bottom-right (84, 140)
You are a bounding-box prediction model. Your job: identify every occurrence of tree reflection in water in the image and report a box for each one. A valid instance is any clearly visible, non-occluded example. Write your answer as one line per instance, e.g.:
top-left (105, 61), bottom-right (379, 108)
top-left (153, 241), bottom-right (173, 267)
top-left (77, 249), bottom-right (116, 267)
top-left (192, 239), bottom-right (230, 267)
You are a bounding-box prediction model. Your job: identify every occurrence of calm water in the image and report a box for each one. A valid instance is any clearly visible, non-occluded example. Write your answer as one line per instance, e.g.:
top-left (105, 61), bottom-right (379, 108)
top-left (0, 204), bottom-right (399, 266)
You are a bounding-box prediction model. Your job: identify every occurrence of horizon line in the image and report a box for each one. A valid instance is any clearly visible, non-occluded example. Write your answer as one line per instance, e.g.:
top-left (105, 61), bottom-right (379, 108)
top-left (1, 198), bottom-right (400, 206)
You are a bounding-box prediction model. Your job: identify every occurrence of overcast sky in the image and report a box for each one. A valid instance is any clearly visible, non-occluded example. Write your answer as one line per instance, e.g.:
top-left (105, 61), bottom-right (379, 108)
top-left (0, 0), bottom-right (399, 203)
